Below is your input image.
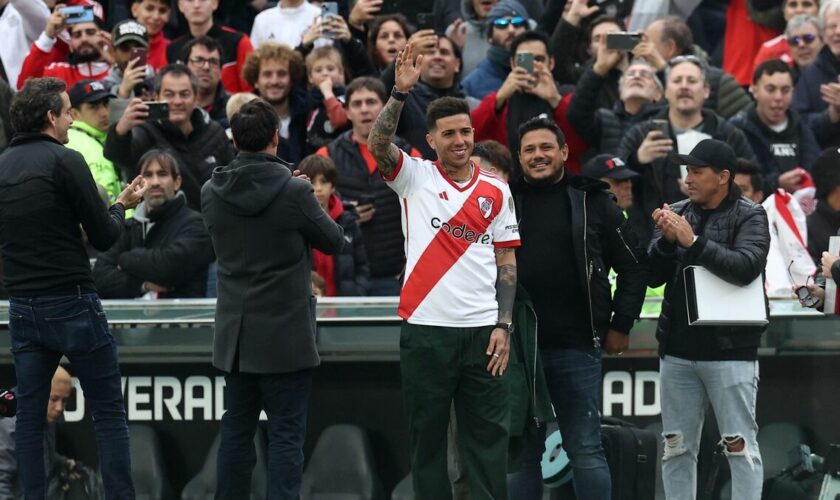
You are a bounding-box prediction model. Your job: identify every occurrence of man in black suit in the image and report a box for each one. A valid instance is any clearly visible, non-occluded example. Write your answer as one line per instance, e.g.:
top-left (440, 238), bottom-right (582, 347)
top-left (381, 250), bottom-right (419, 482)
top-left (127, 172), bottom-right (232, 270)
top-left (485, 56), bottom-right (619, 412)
top-left (201, 98), bottom-right (344, 500)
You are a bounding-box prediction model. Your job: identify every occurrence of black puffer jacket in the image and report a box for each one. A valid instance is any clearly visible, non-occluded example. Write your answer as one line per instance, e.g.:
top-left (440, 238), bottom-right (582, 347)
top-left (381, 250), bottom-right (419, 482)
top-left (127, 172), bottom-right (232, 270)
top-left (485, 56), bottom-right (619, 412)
top-left (325, 131), bottom-right (414, 280)
top-left (617, 108), bottom-right (756, 244)
top-left (567, 65), bottom-right (664, 156)
top-left (513, 174), bottom-right (647, 346)
top-left (647, 195), bottom-right (770, 357)
top-left (328, 196), bottom-right (371, 296)
top-left (103, 107), bottom-right (235, 211)
top-left (92, 193), bottom-right (214, 298)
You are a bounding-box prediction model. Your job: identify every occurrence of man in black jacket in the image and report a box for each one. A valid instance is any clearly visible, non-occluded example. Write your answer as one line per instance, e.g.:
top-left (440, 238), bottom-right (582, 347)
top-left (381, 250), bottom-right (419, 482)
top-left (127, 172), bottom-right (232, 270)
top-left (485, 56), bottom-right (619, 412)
top-left (806, 147), bottom-right (840, 263)
top-left (317, 77), bottom-right (419, 295)
top-left (617, 56), bottom-right (755, 245)
top-left (648, 139), bottom-right (769, 500)
top-left (202, 99), bottom-right (343, 499)
top-left (104, 63), bottom-right (235, 211)
top-left (511, 117), bottom-right (646, 500)
top-left (93, 149), bottom-right (213, 299)
top-left (0, 77), bottom-right (147, 500)
top-left (729, 59), bottom-right (820, 193)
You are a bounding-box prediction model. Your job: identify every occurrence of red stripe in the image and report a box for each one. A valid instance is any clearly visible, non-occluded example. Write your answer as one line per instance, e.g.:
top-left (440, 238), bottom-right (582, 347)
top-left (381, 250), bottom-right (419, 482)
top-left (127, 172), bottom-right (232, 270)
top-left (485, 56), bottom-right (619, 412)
top-left (494, 239), bottom-right (521, 248)
top-left (398, 181), bottom-right (503, 319)
top-left (774, 191), bottom-right (807, 248)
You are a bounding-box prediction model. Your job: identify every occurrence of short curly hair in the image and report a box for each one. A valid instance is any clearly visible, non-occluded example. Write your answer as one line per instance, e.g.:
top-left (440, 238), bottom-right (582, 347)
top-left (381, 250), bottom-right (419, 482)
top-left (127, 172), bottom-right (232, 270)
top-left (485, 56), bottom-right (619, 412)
top-left (10, 77), bottom-right (66, 135)
top-left (241, 42), bottom-right (305, 88)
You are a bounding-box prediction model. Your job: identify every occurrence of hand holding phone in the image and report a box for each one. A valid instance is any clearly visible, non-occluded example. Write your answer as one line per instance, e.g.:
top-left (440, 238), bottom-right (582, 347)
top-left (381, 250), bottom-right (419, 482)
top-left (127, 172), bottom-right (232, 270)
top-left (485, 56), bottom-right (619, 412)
top-left (515, 52), bottom-right (534, 75)
top-left (130, 47), bottom-right (147, 67)
top-left (59, 5), bottom-right (94, 25)
top-left (144, 101), bottom-right (169, 121)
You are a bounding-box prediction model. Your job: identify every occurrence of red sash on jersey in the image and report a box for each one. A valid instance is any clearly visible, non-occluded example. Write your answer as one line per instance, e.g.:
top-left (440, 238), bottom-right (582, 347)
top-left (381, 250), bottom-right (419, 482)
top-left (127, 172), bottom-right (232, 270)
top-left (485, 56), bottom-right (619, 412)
top-left (398, 180), bottom-right (503, 319)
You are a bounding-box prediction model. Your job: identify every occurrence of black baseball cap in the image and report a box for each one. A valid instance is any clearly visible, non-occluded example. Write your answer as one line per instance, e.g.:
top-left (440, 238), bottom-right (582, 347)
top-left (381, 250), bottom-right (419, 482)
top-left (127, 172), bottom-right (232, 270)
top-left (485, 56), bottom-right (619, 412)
top-left (582, 154), bottom-right (639, 180)
top-left (68, 79), bottom-right (113, 108)
top-left (112, 19), bottom-right (148, 48)
top-left (670, 138), bottom-right (737, 173)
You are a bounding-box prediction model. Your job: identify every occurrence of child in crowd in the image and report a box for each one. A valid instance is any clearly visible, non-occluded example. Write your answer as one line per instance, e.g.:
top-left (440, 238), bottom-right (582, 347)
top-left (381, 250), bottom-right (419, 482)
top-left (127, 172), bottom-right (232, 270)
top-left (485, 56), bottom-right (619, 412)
top-left (298, 154), bottom-right (370, 296)
top-left (305, 46), bottom-right (351, 152)
top-left (130, 0), bottom-right (171, 71)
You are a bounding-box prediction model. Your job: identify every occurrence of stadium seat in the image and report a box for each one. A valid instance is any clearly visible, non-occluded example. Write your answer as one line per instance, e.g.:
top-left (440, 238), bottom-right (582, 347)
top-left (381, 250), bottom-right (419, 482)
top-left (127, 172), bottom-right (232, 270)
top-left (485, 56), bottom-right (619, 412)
top-left (129, 424), bottom-right (174, 500)
top-left (180, 426), bottom-right (268, 500)
top-left (300, 424), bottom-right (386, 500)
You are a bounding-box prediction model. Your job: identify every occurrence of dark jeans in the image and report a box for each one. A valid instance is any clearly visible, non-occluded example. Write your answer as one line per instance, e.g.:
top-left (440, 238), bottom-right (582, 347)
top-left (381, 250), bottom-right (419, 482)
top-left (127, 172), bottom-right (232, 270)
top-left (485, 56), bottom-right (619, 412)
top-left (216, 369), bottom-right (313, 500)
top-left (9, 293), bottom-right (133, 500)
top-left (506, 348), bottom-right (611, 500)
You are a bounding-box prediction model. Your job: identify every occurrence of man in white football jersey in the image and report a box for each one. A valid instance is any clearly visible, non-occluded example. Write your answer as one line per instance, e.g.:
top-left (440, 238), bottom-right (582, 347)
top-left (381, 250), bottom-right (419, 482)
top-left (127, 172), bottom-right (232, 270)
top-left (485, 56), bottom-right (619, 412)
top-left (368, 41), bottom-right (519, 500)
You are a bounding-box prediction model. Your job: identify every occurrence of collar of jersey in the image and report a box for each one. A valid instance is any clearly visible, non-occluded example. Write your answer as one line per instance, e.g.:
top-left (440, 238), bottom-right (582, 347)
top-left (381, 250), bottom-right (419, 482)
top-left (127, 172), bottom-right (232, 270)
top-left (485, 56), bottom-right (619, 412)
top-left (434, 160), bottom-right (479, 192)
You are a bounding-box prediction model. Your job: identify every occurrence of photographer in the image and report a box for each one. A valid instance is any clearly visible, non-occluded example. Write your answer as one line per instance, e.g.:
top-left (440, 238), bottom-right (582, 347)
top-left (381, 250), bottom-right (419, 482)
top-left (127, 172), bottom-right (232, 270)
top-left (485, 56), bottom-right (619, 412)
top-left (104, 64), bottom-right (234, 211)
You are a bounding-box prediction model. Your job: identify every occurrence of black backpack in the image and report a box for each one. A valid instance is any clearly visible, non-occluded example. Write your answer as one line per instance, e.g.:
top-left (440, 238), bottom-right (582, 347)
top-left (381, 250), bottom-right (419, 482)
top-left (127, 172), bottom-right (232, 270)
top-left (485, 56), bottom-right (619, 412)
top-left (47, 461), bottom-right (105, 500)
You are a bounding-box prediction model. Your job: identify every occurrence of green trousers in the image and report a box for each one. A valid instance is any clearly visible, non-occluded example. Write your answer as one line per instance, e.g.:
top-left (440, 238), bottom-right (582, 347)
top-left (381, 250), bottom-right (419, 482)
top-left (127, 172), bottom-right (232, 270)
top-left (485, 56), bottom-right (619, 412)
top-left (400, 321), bottom-right (510, 500)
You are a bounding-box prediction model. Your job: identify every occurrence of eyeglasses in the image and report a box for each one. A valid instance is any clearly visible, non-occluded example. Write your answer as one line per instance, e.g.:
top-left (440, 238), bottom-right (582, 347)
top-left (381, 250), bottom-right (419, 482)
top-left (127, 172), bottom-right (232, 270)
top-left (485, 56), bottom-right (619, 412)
top-left (188, 56), bottom-right (221, 67)
top-left (492, 16), bottom-right (527, 29)
top-left (789, 260), bottom-right (819, 307)
top-left (70, 28), bottom-right (99, 39)
top-left (788, 33), bottom-right (818, 46)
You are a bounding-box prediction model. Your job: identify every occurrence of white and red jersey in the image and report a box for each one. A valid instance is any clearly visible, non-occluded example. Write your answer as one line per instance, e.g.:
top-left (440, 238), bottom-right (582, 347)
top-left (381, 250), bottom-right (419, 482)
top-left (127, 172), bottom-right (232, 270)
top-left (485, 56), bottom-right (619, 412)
top-left (384, 150), bottom-right (520, 327)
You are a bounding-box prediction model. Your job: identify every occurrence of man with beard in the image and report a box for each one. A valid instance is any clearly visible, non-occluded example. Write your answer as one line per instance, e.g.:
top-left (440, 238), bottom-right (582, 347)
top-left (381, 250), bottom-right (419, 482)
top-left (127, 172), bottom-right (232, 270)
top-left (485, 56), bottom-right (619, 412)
top-left (242, 42), bottom-right (309, 164)
top-left (472, 31), bottom-right (587, 176)
top-left (369, 41), bottom-right (520, 498)
top-left (104, 64), bottom-right (235, 210)
top-left (460, 0), bottom-right (531, 100)
top-left (729, 59), bottom-right (820, 193)
top-left (17, 4), bottom-right (110, 88)
top-left (617, 56), bottom-right (755, 244)
top-left (183, 36), bottom-right (229, 127)
top-left (93, 149), bottom-right (213, 299)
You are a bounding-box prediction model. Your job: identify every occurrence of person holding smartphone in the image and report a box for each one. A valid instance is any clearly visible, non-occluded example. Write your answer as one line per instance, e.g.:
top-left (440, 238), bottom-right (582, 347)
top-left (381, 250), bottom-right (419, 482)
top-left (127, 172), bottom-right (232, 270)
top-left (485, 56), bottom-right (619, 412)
top-left (103, 20), bottom-right (151, 100)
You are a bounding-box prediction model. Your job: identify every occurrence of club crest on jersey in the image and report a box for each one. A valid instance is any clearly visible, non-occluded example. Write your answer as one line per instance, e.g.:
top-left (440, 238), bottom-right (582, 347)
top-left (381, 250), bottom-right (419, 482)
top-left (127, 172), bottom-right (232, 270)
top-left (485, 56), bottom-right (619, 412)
top-left (477, 197), bottom-right (493, 219)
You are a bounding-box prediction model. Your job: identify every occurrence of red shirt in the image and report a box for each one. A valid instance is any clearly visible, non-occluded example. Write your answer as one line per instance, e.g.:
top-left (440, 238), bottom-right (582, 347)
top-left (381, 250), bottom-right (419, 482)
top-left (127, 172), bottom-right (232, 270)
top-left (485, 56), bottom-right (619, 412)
top-left (723, 0), bottom-right (782, 86)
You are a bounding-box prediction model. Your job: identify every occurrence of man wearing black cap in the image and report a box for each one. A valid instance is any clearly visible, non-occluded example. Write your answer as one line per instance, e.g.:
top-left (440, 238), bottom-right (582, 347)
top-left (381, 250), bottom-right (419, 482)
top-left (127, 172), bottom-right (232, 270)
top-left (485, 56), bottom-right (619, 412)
top-left (648, 138), bottom-right (770, 500)
top-left (66, 79), bottom-right (121, 204)
top-left (581, 154), bottom-right (639, 212)
top-left (104, 19), bottom-right (151, 101)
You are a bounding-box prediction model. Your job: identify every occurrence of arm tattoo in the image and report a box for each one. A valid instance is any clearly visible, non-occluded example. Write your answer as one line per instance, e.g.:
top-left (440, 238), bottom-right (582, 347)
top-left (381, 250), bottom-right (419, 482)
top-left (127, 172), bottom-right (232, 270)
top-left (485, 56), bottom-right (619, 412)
top-left (495, 248), bottom-right (517, 323)
top-left (368, 96), bottom-right (404, 177)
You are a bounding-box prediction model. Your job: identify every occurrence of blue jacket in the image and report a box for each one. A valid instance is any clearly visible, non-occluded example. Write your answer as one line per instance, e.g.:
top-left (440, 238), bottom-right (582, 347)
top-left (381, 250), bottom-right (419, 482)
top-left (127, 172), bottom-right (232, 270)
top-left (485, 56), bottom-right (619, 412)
top-left (461, 57), bottom-right (508, 101)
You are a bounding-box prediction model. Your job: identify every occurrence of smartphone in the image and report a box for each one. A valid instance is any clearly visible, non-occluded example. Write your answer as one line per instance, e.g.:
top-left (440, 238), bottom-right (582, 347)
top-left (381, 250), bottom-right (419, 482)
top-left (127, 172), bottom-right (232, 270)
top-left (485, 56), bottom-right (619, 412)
top-left (144, 101), bottom-right (169, 121)
top-left (515, 52), bottom-right (534, 74)
top-left (650, 119), bottom-right (670, 138)
top-left (59, 5), bottom-right (95, 25)
top-left (321, 1), bottom-right (338, 18)
top-left (416, 12), bottom-right (434, 31)
top-left (130, 47), bottom-right (147, 67)
top-left (606, 32), bottom-right (642, 51)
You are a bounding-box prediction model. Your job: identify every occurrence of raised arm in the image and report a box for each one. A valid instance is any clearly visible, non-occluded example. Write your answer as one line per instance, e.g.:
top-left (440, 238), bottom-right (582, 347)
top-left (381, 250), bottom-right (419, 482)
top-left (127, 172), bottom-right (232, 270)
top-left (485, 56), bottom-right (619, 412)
top-left (369, 41), bottom-right (423, 178)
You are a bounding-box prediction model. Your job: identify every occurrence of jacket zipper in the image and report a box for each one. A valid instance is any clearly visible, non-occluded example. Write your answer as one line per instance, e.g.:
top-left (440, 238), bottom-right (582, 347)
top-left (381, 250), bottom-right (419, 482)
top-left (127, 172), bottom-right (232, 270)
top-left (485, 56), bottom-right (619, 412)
top-left (583, 193), bottom-right (600, 349)
top-left (615, 227), bottom-right (639, 264)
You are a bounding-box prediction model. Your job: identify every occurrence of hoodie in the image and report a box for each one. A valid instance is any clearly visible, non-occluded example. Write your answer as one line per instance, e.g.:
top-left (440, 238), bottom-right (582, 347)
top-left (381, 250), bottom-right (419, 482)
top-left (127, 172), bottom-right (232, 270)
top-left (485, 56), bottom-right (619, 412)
top-left (201, 151), bottom-right (344, 374)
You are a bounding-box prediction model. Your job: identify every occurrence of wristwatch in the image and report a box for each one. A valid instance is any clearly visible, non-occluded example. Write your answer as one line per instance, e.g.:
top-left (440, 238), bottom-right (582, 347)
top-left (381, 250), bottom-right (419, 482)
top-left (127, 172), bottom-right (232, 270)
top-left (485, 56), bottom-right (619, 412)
top-left (495, 322), bottom-right (514, 334)
top-left (391, 86), bottom-right (409, 102)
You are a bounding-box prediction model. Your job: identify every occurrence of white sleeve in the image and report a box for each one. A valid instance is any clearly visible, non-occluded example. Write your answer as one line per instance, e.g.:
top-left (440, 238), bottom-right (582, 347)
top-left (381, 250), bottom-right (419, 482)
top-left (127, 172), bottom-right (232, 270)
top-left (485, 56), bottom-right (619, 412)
top-left (250, 17), bottom-right (265, 48)
top-left (382, 149), bottom-right (425, 198)
top-left (10, 0), bottom-right (50, 44)
top-left (492, 184), bottom-right (521, 248)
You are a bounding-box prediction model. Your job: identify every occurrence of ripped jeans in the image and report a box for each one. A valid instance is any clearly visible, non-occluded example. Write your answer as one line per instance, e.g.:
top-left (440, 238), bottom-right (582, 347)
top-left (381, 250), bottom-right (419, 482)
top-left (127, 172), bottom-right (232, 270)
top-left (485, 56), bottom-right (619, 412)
top-left (660, 356), bottom-right (762, 500)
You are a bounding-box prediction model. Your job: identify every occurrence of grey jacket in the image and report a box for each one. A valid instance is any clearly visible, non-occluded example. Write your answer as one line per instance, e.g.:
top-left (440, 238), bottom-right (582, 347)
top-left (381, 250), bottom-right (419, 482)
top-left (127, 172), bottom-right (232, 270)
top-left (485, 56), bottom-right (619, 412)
top-left (0, 416), bottom-right (66, 499)
top-left (201, 152), bottom-right (344, 374)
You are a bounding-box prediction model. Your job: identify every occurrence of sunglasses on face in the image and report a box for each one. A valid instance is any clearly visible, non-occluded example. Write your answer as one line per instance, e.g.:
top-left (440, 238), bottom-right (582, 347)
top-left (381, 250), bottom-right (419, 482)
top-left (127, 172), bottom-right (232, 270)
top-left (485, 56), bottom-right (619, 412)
top-left (788, 33), bottom-right (818, 46)
top-left (492, 16), bottom-right (527, 29)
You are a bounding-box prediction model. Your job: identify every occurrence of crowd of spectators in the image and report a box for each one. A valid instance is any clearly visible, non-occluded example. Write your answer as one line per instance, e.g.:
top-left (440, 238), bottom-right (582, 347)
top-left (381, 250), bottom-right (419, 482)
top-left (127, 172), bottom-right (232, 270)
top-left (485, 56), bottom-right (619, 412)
top-left (1, 0), bottom-right (840, 300)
